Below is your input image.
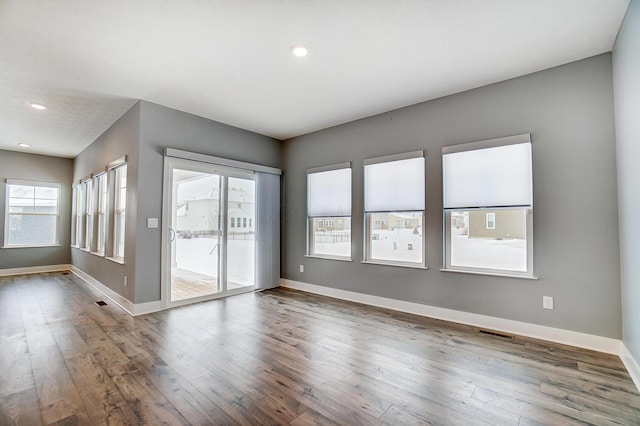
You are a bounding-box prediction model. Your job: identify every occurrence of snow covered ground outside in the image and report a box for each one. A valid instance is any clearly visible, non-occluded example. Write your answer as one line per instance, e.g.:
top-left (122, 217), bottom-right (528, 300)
top-left (450, 228), bottom-right (526, 271)
top-left (175, 237), bottom-right (255, 286)
top-left (370, 228), bottom-right (422, 263)
top-left (174, 229), bottom-right (525, 281)
top-left (315, 228), bottom-right (423, 263)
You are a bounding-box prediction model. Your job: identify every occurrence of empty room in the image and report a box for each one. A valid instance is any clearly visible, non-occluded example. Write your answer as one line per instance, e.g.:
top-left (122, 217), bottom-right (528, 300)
top-left (1, 0), bottom-right (640, 424)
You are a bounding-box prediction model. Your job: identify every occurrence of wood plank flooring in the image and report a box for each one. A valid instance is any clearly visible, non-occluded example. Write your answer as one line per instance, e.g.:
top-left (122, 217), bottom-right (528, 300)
top-left (171, 268), bottom-right (251, 301)
top-left (1, 272), bottom-right (639, 425)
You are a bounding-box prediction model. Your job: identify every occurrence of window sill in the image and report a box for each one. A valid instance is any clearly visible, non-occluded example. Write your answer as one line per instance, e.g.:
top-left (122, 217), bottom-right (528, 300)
top-left (2, 244), bottom-right (61, 249)
top-left (440, 268), bottom-right (538, 280)
top-left (305, 254), bottom-right (352, 262)
top-left (89, 251), bottom-right (105, 258)
top-left (80, 248), bottom-right (91, 253)
top-left (105, 256), bottom-right (125, 265)
top-left (361, 260), bottom-right (428, 270)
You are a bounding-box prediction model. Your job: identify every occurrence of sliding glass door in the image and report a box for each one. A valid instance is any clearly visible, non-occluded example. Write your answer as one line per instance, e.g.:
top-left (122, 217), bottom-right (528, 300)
top-left (163, 157), bottom-right (256, 306)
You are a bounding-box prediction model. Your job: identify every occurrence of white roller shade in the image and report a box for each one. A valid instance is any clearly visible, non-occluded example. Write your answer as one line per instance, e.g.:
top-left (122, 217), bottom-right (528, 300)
top-left (307, 166), bottom-right (351, 217)
top-left (364, 156), bottom-right (425, 212)
top-left (443, 141), bottom-right (532, 209)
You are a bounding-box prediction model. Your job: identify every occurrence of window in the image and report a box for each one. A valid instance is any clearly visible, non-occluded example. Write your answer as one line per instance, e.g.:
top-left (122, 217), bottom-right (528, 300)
top-left (364, 151), bottom-right (425, 266)
top-left (71, 185), bottom-right (78, 246)
top-left (95, 173), bottom-right (107, 255)
top-left (113, 164), bottom-right (127, 260)
top-left (83, 179), bottom-right (93, 250)
top-left (230, 217), bottom-right (235, 228)
top-left (307, 163), bottom-right (351, 259)
top-left (4, 180), bottom-right (61, 247)
top-left (243, 217), bottom-right (247, 228)
top-left (442, 134), bottom-right (533, 277)
top-left (486, 212), bottom-right (495, 230)
top-left (74, 184), bottom-right (83, 247)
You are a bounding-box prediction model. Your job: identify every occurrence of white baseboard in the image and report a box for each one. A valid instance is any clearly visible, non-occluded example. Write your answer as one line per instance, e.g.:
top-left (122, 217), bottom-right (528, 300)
top-left (0, 264), bottom-right (72, 277)
top-left (280, 279), bottom-right (622, 356)
top-left (70, 266), bottom-right (162, 316)
top-left (621, 343), bottom-right (640, 392)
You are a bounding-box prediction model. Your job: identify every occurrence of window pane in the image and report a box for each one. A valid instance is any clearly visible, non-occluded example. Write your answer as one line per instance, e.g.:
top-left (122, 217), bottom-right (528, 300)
top-left (97, 214), bottom-right (105, 252)
top-left (311, 217), bottom-right (351, 258)
top-left (98, 175), bottom-right (107, 212)
top-left (34, 186), bottom-right (58, 199)
top-left (114, 212), bottom-right (125, 258)
top-left (34, 198), bottom-right (58, 213)
top-left (369, 212), bottom-right (422, 263)
top-left (9, 203), bottom-right (32, 213)
top-left (8, 214), bottom-right (57, 246)
top-left (450, 209), bottom-right (527, 272)
top-left (8, 185), bottom-right (34, 199)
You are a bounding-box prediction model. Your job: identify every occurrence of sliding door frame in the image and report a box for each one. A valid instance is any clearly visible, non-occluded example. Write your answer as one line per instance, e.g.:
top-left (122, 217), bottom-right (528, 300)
top-left (161, 155), bottom-right (258, 309)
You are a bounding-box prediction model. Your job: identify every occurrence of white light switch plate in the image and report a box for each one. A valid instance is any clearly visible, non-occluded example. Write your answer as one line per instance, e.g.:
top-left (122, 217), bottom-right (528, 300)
top-left (147, 218), bottom-right (159, 228)
top-left (543, 296), bottom-right (554, 310)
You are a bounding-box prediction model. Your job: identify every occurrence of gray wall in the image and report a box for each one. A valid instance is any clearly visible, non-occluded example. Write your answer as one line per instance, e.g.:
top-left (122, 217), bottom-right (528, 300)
top-left (613, 0), bottom-right (640, 361)
top-left (0, 150), bottom-right (73, 269)
top-left (135, 101), bottom-right (281, 303)
top-left (283, 53), bottom-right (621, 339)
top-left (71, 103), bottom-right (141, 302)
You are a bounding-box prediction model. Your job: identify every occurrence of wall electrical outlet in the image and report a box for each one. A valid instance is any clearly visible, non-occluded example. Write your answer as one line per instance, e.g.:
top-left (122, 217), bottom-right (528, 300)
top-left (300, 265), bottom-right (304, 273)
top-left (543, 296), bottom-right (553, 310)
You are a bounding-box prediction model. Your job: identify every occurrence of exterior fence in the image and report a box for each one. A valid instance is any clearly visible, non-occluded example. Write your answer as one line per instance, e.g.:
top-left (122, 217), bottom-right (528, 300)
top-left (314, 231), bottom-right (350, 243)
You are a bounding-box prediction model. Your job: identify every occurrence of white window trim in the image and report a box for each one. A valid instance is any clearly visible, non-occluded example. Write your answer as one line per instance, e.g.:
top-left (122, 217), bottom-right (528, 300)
top-left (93, 173), bottom-right (107, 256)
top-left (3, 179), bottom-right (61, 248)
top-left (84, 179), bottom-right (93, 251)
top-left (73, 184), bottom-right (83, 248)
top-left (443, 208), bottom-right (534, 278)
top-left (363, 151), bottom-right (426, 268)
top-left (112, 164), bottom-right (127, 261)
top-left (307, 216), bottom-right (352, 260)
top-left (306, 163), bottom-right (352, 261)
top-left (363, 211), bottom-right (427, 268)
top-left (71, 185), bottom-right (78, 247)
top-left (486, 212), bottom-right (496, 230)
top-left (442, 134), bottom-right (534, 278)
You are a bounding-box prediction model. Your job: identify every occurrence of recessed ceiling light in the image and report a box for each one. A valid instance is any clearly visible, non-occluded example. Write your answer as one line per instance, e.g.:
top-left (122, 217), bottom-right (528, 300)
top-left (290, 44), bottom-right (308, 57)
top-left (18, 143), bottom-right (31, 148)
top-left (30, 103), bottom-right (46, 110)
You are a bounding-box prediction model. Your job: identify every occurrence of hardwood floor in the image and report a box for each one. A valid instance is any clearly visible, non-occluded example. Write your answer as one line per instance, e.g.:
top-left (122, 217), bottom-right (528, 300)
top-left (171, 268), bottom-right (251, 301)
top-left (1, 272), bottom-right (639, 425)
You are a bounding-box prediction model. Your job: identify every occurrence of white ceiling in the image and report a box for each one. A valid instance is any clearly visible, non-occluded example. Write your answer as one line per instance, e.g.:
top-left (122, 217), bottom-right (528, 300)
top-left (0, 0), bottom-right (630, 158)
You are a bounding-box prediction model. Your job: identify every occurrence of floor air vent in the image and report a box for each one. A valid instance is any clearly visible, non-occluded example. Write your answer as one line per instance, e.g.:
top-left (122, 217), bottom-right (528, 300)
top-left (94, 300), bottom-right (107, 306)
top-left (478, 329), bottom-right (514, 340)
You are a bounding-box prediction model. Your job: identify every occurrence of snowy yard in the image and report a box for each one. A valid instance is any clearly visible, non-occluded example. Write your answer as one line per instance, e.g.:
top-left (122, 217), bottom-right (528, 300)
top-left (175, 237), bottom-right (255, 286)
top-left (370, 228), bottom-right (422, 263)
top-left (314, 228), bottom-right (423, 263)
top-left (450, 228), bottom-right (526, 272)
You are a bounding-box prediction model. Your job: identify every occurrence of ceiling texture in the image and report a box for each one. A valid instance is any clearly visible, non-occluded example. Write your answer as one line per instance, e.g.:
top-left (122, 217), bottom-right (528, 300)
top-left (0, 0), bottom-right (630, 158)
